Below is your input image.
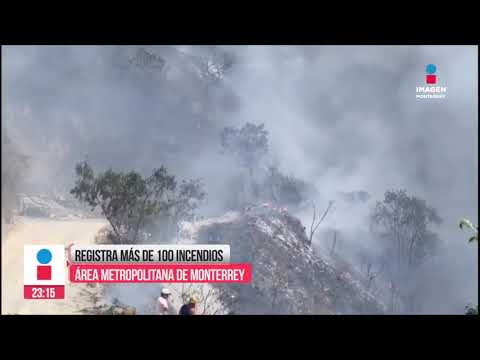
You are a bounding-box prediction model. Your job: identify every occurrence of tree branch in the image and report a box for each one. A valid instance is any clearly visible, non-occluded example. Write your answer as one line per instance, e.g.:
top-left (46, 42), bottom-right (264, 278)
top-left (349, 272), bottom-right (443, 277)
top-left (309, 201), bottom-right (334, 243)
top-left (97, 196), bottom-right (122, 243)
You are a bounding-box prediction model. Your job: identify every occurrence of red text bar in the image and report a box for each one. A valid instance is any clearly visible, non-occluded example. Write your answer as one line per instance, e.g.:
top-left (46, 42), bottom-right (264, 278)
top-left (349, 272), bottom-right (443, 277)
top-left (69, 263), bottom-right (252, 283)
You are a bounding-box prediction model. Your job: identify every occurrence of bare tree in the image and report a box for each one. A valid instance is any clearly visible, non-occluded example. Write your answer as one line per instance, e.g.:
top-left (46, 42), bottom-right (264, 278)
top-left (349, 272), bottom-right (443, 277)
top-left (389, 280), bottom-right (398, 313)
top-left (170, 179), bottom-right (206, 243)
top-left (327, 279), bottom-right (343, 312)
top-left (309, 201), bottom-right (334, 245)
top-left (270, 272), bottom-right (289, 313)
top-left (171, 283), bottom-right (229, 315)
top-left (366, 263), bottom-right (377, 292)
top-left (330, 229), bottom-right (338, 256)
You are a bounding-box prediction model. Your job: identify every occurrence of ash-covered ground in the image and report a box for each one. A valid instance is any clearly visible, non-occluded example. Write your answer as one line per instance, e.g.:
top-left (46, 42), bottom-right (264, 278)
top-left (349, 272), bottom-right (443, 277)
top-left (178, 206), bottom-right (385, 314)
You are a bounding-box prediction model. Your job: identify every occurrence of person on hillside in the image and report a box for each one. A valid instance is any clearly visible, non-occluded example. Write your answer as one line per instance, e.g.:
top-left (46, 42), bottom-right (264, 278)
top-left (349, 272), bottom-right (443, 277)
top-left (179, 295), bottom-right (198, 315)
top-left (158, 288), bottom-right (173, 315)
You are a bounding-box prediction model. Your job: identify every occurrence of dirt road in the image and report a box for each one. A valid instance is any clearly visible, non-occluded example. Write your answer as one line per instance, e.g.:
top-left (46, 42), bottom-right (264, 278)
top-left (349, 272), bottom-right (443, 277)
top-left (2, 217), bottom-right (106, 314)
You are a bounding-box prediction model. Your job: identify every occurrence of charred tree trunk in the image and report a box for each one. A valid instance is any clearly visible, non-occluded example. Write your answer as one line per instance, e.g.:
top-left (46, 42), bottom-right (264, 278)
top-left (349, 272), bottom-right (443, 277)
top-left (330, 230), bottom-right (337, 256)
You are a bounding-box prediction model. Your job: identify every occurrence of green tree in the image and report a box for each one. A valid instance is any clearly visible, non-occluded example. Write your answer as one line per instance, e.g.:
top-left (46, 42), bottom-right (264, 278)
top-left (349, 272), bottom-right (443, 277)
top-left (70, 160), bottom-right (176, 244)
top-left (459, 218), bottom-right (478, 243)
top-left (220, 122), bottom-right (269, 179)
top-left (371, 189), bottom-right (442, 270)
top-left (220, 123), bottom-right (269, 205)
top-left (370, 190), bottom-right (443, 312)
top-left (263, 165), bottom-right (316, 207)
top-left (459, 218), bottom-right (478, 315)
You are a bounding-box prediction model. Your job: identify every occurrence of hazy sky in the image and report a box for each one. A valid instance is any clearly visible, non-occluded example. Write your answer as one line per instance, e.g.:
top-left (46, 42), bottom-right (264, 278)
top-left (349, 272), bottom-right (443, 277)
top-left (2, 45), bottom-right (477, 313)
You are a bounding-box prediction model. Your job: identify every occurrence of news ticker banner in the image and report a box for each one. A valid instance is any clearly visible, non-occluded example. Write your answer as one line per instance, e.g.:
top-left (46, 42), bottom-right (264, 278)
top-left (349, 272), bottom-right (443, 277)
top-left (24, 244), bottom-right (251, 299)
top-left (69, 244), bottom-right (231, 263)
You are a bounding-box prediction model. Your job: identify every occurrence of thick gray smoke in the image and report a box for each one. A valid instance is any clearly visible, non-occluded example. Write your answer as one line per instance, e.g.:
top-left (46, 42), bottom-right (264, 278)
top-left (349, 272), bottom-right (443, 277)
top-left (2, 45), bottom-right (477, 313)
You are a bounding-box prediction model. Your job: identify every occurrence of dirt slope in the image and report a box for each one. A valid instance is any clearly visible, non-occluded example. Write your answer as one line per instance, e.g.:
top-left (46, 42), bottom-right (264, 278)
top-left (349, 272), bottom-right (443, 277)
top-left (186, 209), bottom-right (385, 314)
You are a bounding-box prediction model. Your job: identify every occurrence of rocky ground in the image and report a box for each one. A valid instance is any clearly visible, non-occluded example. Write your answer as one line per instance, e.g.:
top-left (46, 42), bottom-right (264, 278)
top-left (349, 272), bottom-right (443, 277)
top-left (16, 193), bottom-right (102, 220)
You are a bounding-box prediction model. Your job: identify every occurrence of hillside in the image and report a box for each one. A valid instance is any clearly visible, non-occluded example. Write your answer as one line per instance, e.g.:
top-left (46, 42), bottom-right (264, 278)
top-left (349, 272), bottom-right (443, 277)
top-left (180, 206), bottom-right (386, 314)
top-left (2, 193), bottom-right (385, 315)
